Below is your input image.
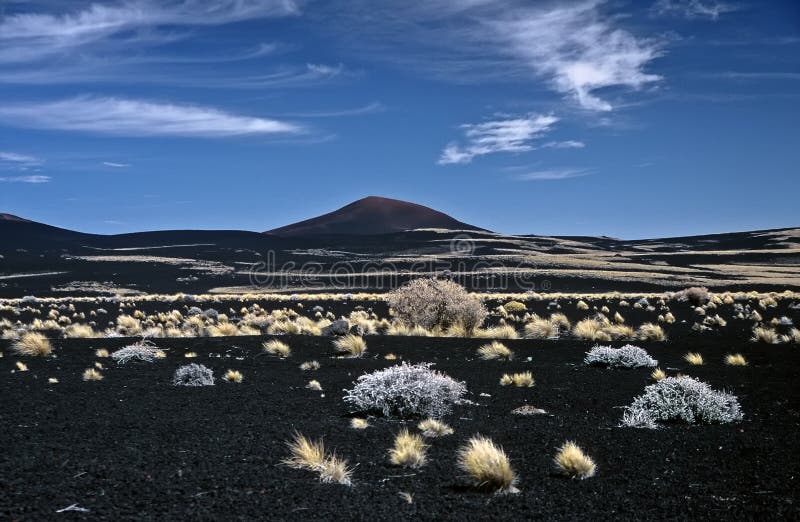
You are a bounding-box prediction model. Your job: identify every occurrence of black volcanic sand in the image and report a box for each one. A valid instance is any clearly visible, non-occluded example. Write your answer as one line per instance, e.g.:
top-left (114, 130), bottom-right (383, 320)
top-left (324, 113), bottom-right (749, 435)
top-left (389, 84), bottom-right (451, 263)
top-left (1, 334), bottom-right (799, 520)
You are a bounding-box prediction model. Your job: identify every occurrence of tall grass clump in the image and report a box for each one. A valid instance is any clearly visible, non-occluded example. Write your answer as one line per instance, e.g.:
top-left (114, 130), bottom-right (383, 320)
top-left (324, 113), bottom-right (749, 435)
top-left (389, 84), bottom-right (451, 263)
top-left (387, 278), bottom-right (487, 335)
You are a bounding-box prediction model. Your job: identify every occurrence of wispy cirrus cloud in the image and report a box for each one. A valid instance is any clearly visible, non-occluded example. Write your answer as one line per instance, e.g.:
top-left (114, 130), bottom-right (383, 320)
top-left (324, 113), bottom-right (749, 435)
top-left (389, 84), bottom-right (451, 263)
top-left (0, 175), bottom-right (51, 183)
top-left (0, 151), bottom-right (42, 166)
top-left (515, 168), bottom-right (592, 181)
top-left (542, 140), bottom-right (585, 149)
top-left (102, 161), bottom-right (130, 168)
top-left (438, 113), bottom-right (558, 165)
top-left (0, 0), bottom-right (301, 63)
top-left (652, 0), bottom-right (740, 20)
top-left (0, 96), bottom-right (303, 138)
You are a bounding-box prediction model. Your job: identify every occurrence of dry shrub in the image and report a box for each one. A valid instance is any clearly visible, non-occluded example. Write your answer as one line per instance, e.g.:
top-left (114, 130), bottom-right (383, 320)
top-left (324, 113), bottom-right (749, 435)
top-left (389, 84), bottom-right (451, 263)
top-left (457, 436), bottom-right (518, 494)
top-left (13, 332), bottom-right (52, 356)
top-left (499, 372), bottom-right (534, 387)
top-left (65, 324), bottom-right (96, 338)
top-left (751, 326), bottom-right (779, 344)
top-left (683, 352), bottom-right (704, 365)
top-left (388, 429), bottom-right (428, 469)
top-left (637, 323), bottom-right (666, 341)
top-left (82, 368), bottom-right (103, 381)
top-left (223, 369), bottom-right (243, 383)
top-left (524, 317), bottom-right (559, 339)
top-left (387, 278), bottom-right (487, 334)
top-left (418, 418), bottom-right (453, 437)
top-left (263, 339), bottom-right (291, 358)
top-left (333, 334), bottom-right (367, 357)
top-left (724, 354), bottom-right (747, 366)
top-left (283, 432), bottom-right (352, 486)
top-left (477, 341), bottom-right (513, 361)
top-left (553, 441), bottom-right (596, 479)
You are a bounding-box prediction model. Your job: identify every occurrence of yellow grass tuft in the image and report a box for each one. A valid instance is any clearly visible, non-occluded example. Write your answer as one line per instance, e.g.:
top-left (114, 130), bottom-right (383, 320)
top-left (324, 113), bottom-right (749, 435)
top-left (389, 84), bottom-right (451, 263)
top-left (384, 353), bottom-right (398, 360)
top-left (457, 436), bottom-right (518, 494)
top-left (724, 353), bottom-right (748, 366)
top-left (572, 319), bottom-right (611, 341)
top-left (791, 328), bottom-right (800, 344)
top-left (15, 361), bottom-right (28, 372)
top-left (388, 429), bottom-right (428, 469)
top-left (223, 369), bottom-right (243, 383)
top-left (637, 323), bottom-right (666, 341)
top-left (751, 326), bottom-right (779, 344)
top-left (263, 339), bottom-right (291, 358)
top-left (524, 317), bottom-right (559, 339)
top-left (350, 418), bottom-right (369, 429)
top-left (300, 360), bottom-right (320, 371)
top-left (576, 300), bottom-right (589, 310)
top-left (208, 322), bottom-right (240, 337)
top-left (306, 380), bottom-right (323, 391)
top-left (48, 377), bottom-right (59, 384)
top-left (65, 324), bottom-right (96, 338)
top-left (549, 313), bottom-right (571, 330)
top-left (474, 324), bottom-right (519, 339)
top-left (613, 312), bottom-right (625, 324)
top-left (283, 432), bottom-right (352, 486)
top-left (83, 368), bottom-right (103, 381)
top-left (333, 334), bottom-right (367, 357)
top-left (95, 348), bottom-right (109, 358)
top-left (503, 300), bottom-right (527, 313)
top-left (418, 418), bottom-right (453, 437)
top-left (13, 332), bottom-right (53, 357)
top-left (500, 372), bottom-right (534, 387)
top-left (184, 351), bottom-right (198, 358)
top-left (651, 368), bottom-right (666, 381)
top-left (477, 341), bottom-right (513, 361)
top-left (554, 441), bottom-right (596, 479)
top-left (683, 352), bottom-right (704, 365)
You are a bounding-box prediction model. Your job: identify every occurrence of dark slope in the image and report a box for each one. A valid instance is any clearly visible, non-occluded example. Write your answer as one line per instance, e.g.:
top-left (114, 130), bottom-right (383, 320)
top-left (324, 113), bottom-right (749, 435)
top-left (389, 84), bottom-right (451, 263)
top-left (266, 196), bottom-right (486, 236)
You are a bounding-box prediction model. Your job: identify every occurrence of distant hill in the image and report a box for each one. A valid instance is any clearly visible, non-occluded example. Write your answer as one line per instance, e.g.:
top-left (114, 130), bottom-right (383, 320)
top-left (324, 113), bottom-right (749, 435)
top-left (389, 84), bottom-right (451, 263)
top-left (266, 196), bottom-right (486, 236)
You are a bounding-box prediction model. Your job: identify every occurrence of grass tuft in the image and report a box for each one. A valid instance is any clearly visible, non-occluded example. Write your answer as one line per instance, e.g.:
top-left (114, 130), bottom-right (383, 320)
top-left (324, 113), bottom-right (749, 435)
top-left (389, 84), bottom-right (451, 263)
top-left (82, 368), bottom-right (103, 381)
top-left (223, 369), bottom-right (243, 383)
top-left (651, 368), bottom-right (666, 381)
top-left (283, 432), bottom-right (352, 486)
top-left (457, 436), bottom-right (518, 494)
top-left (554, 441), bottom-right (596, 479)
top-left (499, 372), bottom-right (534, 387)
top-left (418, 418), bottom-right (454, 437)
top-left (13, 332), bottom-right (52, 357)
top-left (333, 334), bottom-right (367, 357)
top-left (388, 429), bottom-right (428, 468)
top-left (300, 360), bottom-right (320, 371)
top-left (350, 418), bottom-right (369, 429)
top-left (263, 339), bottom-right (291, 358)
top-left (477, 341), bottom-right (513, 361)
top-left (684, 352), bottom-right (704, 365)
top-left (724, 353), bottom-right (748, 366)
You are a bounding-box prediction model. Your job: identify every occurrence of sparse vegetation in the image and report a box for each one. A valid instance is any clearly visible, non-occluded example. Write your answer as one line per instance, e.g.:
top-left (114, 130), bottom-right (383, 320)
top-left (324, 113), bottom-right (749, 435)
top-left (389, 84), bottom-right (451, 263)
top-left (263, 339), bottom-right (291, 357)
top-left (283, 432), bottom-right (352, 486)
top-left (388, 429), bottom-right (428, 468)
top-left (499, 372), bottom-right (534, 387)
top-left (82, 368), bottom-right (103, 381)
top-left (333, 334), bottom-right (367, 357)
top-left (684, 352), bottom-right (704, 365)
top-left (637, 323), bottom-right (666, 341)
top-left (418, 418), bottom-right (453, 437)
top-left (223, 369), bottom-right (243, 382)
top-left (350, 418), bottom-right (369, 429)
top-left (553, 441), bottom-right (596, 479)
top-left (457, 436), bottom-right (518, 494)
top-left (13, 332), bottom-right (52, 357)
top-left (387, 278), bottom-right (487, 334)
top-left (300, 360), bottom-right (320, 371)
top-left (724, 353), bottom-right (748, 366)
top-left (477, 341), bottom-right (513, 361)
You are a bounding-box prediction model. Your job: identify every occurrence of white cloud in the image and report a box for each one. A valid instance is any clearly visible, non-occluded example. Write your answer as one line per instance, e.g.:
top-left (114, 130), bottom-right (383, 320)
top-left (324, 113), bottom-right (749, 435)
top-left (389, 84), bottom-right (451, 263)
top-left (516, 168), bottom-right (591, 181)
top-left (542, 140), bottom-right (585, 149)
top-left (102, 161), bottom-right (130, 168)
top-left (0, 0), bottom-right (300, 63)
top-left (0, 96), bottom-right (303, 137)
top-left (0, 175), bottom-right (51, 183)
top-left (0, 151), bottom-right (42, 165)
top-left (652, 0), bottom-right (739, 20)
top-left (438, 113), bottom-right (558, 165)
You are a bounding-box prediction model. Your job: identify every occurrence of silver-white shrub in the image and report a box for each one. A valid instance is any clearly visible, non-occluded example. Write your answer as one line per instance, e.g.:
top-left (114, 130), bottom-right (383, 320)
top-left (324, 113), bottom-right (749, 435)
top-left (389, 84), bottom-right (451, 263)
top-left (584, 344), bottom-right (658, 369)
top-left (111, 342), bottom-right (163, 364)
top-left (622, 376), bottom-right (743, 428)
top-left (387, 278), bottom-right (487, 333)
top-left (343, 362), bottom-right (467, 418)
top-left (173, 363), bottom-right (214, 386)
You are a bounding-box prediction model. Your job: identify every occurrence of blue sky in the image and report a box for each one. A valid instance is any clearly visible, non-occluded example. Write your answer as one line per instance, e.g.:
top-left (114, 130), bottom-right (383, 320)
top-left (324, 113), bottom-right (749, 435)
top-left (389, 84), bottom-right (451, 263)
top-left (0, 0), bottom-right (797, 238)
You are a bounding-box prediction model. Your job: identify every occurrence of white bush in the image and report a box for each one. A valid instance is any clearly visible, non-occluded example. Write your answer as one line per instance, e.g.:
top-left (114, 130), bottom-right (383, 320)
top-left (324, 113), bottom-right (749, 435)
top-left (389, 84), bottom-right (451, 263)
top-left (343, 362), bottom-right (467, 418)
top-left (584, 344), bottom-right (658, 369)
top-left (173, 363), bottom-right (214, 387)
top-left (111, 342), bottom-right (163, 364)
top-left (387, 278), bottom-right (487, 333)
top-left (622, 376), bottom-right (743, 428)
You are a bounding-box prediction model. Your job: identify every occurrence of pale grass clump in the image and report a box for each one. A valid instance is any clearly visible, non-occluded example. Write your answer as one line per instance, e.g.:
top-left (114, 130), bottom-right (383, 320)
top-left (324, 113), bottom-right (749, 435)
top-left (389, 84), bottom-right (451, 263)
top-left (16, 361), bottom-right (28, 372)
top-left (387, 322), bottom-right (432, 337)
top-left (604, 324), bottom-right (636, 340)
top-left (477, 341), bottom-right (513, 361)
top-left (651, 368), bottom-right (666, 381)
top-left (684, 352), bottom-right (704, 365)
top-left (333, 334), bottom-right (367, 357)
top-left (350, 418), bottom-right (369, 429)
top-left (95, 348), bottom-right (109, 358)
top-left (503, 301), bottom-right (527, 313)
top-left (82, 368), bottom-right (103, 381)
top-left (388, 429), bottom-right (428, 469)
top-left (724, 354), bottom-right (748, 366)
top-left (613, 312), bottom-right (625, 324)
top-left (553, 441), bottom-right (596, 479)
top-left (300, 360), bottom-right (320, 371)
top-left (500, 372), bottom-right (534, 387)
top-left (65, 324), bottom-right (96, 338)
top-left (661, 312), bottom-right (676, 324)
top-left (13, 332), bottom-right (52, 356)
top-left (263, 339), bottom-right (291, 358)
top-left (572, 319), bottom-right (611, 342)
top-left (306, 380), bottom-right (323, 391)
top-left (637, 323), bottom-right (666, 341)
top-left (524, 317), bottom-right (559, 339)
top-left (116, 315), bottom-right (142, 336)
top-left (474, 325), bottom-right (519, 339)
top-left (791, 329), bottom-right (800, 344)
top-left (208, 322), bottom-right (240, 337)
top-left (184, 352), bottom-right (198, 358)
top-left (549, 313), bottom-right (571, 330)
top-left (576, 300), bottom-right (589, 310)
top-left (384, 353), bottom-right (398, 360)
top-left (457, 436), bottom-right (518, 494)
top-left (751, 326), bottom-right (780, 344)
top-left (223, 369), bottom-right (243, 383)
top-left (418, 418), bottom-right (453, 437)
top-left (283, 432), bottom-right (352, 486)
